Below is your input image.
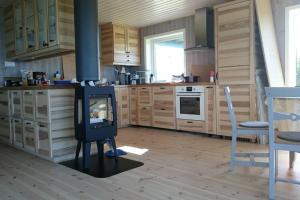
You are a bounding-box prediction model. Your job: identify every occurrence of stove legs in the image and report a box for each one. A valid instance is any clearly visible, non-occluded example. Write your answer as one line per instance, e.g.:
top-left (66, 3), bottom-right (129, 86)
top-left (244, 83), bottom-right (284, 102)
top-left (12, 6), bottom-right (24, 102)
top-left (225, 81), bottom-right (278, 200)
top-left (75, 141), bottom-right (81, 162)
top-left (96, 141), bottom-right (104, 157)
top-left (82, 142), bottom-right (91, 169)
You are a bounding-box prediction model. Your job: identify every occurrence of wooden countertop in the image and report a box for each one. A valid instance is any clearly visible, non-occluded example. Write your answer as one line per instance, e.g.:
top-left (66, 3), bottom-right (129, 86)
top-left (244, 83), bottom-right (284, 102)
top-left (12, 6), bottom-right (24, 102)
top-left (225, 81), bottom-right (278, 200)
top-left (0, 82), bottom-right (215, 90)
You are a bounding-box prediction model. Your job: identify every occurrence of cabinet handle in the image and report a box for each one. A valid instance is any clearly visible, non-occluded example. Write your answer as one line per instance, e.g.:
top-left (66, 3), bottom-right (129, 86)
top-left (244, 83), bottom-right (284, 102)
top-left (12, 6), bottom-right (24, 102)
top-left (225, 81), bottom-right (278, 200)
top-left (50, 39), bottom-right (55, 42)
top-left (126, 55), bottom-right (130, 57)
top-left (160, 87), bottom-right (165, 89)
top-left (125, 51), bottom-right (130, 54)
top-left (127, 60), bottom-right (130, 62)
top-left (215, 72), bottom-right (218, 81)
top-left (0, 92), bottom-right (3, 94)
top-left (37, 91), bottom-right (44, 95)
top-left (39, 124), bottom-right (46, 128)
top-left (160, 108), bottom-right (166, 111)
top-left (26, 122), bottom-right (32, 125)
top-left (0, 117), bottom-right (5, 120)
top-left (28, 44), bottom-right (33, 48)
top-left (187, 121), bottom-right (193, 124)
top-left (24, 91), bottom-right (30, 95)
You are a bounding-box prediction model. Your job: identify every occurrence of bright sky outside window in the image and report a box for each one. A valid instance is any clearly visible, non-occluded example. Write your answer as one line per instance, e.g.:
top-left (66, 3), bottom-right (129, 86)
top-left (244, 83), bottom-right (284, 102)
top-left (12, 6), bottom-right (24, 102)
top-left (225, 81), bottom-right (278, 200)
top-left (145, 30), bottom-right (185, 82)
top-left (286, 6), bottom-right (300, 86)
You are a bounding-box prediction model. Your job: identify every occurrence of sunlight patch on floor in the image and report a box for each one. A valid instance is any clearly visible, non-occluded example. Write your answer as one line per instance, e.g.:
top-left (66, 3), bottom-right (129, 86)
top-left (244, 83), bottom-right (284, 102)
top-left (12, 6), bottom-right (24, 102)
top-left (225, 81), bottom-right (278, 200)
top-left (118, 146), bottom-right (149, 155)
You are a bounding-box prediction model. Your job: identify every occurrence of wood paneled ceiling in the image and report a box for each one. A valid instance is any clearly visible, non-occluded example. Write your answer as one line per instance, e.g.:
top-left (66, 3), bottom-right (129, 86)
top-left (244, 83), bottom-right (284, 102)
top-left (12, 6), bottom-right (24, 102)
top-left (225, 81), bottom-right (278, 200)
top-left (99, 0), bottom-right (226, 27)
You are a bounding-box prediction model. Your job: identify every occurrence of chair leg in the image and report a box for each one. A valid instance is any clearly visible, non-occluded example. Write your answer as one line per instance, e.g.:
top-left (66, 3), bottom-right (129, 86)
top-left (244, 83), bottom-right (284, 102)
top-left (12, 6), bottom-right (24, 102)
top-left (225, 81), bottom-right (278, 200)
top-left (230, 129), bottom-right (238, 171)
top-left (289, 151), bottom-right (295, 169)
top-left (275, 150), bottom-right (278, 178)
top-left (269, 147), bottom-right (276, 200)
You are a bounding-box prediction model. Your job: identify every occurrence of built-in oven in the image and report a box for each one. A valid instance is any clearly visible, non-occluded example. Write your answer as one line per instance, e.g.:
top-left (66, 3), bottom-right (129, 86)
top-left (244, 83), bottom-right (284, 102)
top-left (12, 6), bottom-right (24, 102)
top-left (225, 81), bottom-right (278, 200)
top-left (176, 86), bottom-right (205, 121)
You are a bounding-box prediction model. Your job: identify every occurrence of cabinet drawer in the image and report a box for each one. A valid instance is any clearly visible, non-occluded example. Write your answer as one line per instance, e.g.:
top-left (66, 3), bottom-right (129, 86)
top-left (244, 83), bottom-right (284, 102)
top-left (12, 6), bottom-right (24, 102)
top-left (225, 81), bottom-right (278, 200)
top-left (23, 90), bottom-right (35, 120)
top-left (11, 90), bottom-right (22, 118)
top-left (153, 111), bottom-right (176, 129)
top-left (0, 91), bottom-right (10, 116)
top-left (36, 122), bottom-right (51, 158)
top-left (0, 116), bottom-right (12, 144)
top-left (152, 86), bottom-right (174, 100)
top-left (12, 118), bottom-right (23, 147)
top-left (177, 119), bottom-right (206, 133)
top-left (138, 87), bottom-right (152, 105)
top-left (138, 106), bottom-right (152, 126)
top-left (23, 120), bottom-right (36, 152)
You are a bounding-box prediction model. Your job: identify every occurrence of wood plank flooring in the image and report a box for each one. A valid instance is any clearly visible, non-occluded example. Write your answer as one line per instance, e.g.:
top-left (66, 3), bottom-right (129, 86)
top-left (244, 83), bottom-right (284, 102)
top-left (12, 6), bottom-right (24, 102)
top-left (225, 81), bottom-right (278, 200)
top-left (0, 127), bottom-right (300, 200)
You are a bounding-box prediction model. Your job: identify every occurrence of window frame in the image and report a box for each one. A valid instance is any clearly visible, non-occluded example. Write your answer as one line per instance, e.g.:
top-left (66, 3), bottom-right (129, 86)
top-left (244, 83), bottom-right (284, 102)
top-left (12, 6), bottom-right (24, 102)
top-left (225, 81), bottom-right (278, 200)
top-left (285, 5), bottom-right (300, 86)
top-left (144, 29), bottom-right (186, 82)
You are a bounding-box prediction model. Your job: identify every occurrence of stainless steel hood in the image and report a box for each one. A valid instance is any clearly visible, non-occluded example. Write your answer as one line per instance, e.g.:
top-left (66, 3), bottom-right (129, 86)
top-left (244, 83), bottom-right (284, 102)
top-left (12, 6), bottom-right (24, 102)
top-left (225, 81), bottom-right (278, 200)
top-left (185, 7), bottom-right (214, 51)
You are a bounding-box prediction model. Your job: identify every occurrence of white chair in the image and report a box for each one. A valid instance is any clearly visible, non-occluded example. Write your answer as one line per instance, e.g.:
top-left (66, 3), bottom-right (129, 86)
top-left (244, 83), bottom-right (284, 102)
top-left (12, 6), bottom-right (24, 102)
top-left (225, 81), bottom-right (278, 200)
top-left (266, 87), bottom-right (300, 200)
top-left (224, 86), bottom-right (269, 171)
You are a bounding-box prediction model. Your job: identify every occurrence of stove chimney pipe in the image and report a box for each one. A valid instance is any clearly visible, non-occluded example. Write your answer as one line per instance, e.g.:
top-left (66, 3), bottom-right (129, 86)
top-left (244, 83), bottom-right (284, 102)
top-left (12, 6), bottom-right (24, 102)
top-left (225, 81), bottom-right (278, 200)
top-left (74, 0), bottom-right (99, 82)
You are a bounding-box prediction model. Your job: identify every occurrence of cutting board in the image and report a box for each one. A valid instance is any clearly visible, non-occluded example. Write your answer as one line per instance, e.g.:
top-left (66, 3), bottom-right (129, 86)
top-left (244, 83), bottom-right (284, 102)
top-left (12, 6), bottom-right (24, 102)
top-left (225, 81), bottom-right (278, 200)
top-left (191, 64), bottom-right (214, 82)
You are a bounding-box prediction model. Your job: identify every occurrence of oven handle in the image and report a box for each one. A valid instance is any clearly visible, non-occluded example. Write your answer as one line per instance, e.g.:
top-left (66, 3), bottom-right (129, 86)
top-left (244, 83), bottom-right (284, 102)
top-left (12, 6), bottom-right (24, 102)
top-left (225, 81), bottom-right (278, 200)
top-left (176, 93), bottom-right (203, 97)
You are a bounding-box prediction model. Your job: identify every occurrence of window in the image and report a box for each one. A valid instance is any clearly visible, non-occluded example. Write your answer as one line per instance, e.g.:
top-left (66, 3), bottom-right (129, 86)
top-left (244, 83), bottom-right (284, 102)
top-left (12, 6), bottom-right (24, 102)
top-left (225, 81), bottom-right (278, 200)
top-left (286, 5), bottom-right (300, 86)
top-left (145, 30), bottom-right (185, 82)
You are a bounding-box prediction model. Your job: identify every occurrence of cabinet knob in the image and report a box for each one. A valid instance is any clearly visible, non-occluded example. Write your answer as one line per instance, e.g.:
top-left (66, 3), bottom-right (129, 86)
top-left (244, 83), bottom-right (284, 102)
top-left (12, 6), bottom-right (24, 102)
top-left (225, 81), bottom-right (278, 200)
top-left (187, 121), bottom-right (193, 124)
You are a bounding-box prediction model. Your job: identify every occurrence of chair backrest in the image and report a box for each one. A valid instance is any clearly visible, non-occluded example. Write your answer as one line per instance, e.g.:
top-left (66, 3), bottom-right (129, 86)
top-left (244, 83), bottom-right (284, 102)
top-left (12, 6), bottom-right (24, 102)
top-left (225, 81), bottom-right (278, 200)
top-left (224, 86), bottom-right (237, 130)
top-left (265, 87), bottom-right (300, 142)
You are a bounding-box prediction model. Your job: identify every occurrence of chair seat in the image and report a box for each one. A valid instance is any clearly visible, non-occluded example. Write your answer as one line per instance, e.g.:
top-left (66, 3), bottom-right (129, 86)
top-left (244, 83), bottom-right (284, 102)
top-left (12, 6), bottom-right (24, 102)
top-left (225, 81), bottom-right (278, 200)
top-left (239, 121), bottom-right (269, 128)
top-left (277, 131), bottom-right (300, 142)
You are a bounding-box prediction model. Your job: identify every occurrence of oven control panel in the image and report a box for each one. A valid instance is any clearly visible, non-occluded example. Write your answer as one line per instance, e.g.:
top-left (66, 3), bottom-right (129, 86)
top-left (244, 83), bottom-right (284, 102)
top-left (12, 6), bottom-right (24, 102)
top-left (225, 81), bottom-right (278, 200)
top-left (176, 86), bottom-right (204, 93)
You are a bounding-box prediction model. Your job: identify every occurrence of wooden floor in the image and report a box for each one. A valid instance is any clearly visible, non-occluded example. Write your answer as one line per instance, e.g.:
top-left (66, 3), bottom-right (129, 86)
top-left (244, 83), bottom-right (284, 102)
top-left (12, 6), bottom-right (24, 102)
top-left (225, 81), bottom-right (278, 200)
top-left (0, 127), bottom-right (300, 200)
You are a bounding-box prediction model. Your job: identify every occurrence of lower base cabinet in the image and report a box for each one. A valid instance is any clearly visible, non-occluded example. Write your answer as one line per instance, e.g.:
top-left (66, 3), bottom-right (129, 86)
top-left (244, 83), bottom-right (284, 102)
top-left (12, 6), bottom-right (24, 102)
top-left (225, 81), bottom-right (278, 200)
top-left (138, 106), bottom-right (152, 126)
top-left (12, 118), bottom-right (23, 147)
top-left (0, 116), bottom-right (12, 144)
top-left (23, 120), bottom-right (36, 152)
top-left (177, 119), bottom-right (206, 132)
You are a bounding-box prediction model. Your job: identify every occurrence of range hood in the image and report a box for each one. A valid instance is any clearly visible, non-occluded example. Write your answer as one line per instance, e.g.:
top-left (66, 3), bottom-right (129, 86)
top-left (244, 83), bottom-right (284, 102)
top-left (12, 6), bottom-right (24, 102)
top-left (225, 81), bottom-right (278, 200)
top-left (185, 7), bottom-right (214, 51)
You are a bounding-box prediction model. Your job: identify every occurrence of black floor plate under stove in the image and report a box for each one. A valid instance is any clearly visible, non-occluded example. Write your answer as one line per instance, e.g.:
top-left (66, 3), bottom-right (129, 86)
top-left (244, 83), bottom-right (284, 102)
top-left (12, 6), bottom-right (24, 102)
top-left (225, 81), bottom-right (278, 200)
top-left (60, 155), bottom-right (144, 178)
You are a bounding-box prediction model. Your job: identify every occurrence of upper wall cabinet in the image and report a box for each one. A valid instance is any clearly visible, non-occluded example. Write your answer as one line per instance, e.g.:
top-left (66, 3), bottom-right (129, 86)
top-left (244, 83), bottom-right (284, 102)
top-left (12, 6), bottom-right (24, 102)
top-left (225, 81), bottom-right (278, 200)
top-left (101, 23), bottom-right (141, 66)
top-left (4, 0), bottom-right (75, 61)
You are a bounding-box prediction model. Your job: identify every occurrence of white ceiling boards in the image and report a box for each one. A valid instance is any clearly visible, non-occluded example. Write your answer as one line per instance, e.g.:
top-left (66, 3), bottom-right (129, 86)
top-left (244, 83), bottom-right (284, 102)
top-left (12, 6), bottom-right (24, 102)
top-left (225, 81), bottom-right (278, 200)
top-left (98, 0), bottom-right (225, 27)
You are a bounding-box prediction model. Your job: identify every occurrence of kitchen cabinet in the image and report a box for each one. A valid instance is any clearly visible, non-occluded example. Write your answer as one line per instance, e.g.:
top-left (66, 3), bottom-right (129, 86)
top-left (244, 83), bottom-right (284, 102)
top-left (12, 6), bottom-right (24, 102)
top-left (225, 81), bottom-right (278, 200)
top-left (11, 90), bottom-right (23, 118)
top-left (23, 120), bottom-right (36, 152)
top-left (14, 0), bottom-right (26, 54)
top-left (25, 0), bottom-right (37, 51)
top-left (214, 0), bottom-right (262, 137)
top-left (115, 87), bottom-right (130, 128)
top-left (0, 116), bottom-right (12, 144)
top-left (101, 22), bottom-right (141, 66)
top-left (0, 91), bottom-right (11, 116)
top-left (4, 0), bottom-right (75, 61)
top-left (129, 87), bottom-right (138, 125)
top-left (137, 87), bottom-right (152, 126)
top-left (12, 118), bottom-right (23, 147)
top-left (216, 85), bottom-right (256, 138)
top-left (177, 120), bottom-right (206, 132)
top-left (152, 86), bottom-right (176, 129)
top-left (23, 90), bottom-right (35, 120)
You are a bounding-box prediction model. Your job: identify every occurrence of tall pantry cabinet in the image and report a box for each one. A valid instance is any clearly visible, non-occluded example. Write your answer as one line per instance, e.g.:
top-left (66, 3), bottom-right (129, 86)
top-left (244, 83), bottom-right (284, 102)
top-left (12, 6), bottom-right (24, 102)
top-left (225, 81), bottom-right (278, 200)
top-left (214, 0), bottom-right (263, 137)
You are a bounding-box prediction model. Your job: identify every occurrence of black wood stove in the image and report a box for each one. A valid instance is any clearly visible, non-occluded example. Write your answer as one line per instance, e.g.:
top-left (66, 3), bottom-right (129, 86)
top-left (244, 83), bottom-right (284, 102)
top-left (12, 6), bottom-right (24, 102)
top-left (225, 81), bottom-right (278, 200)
top-left (74, 86), bottom-right (118, 169)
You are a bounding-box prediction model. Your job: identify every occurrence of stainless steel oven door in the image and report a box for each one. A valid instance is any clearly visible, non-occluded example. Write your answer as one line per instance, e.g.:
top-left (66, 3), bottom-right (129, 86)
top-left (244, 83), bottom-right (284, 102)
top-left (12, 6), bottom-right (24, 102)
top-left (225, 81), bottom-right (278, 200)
top-left (176, 93), bottom-right (205, 120)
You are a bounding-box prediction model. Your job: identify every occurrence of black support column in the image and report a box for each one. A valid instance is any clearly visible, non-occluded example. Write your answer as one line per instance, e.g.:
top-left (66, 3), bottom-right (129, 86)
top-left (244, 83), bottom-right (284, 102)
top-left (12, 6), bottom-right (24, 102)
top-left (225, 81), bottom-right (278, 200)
top-left (74, 0), bottom-right (99, 82)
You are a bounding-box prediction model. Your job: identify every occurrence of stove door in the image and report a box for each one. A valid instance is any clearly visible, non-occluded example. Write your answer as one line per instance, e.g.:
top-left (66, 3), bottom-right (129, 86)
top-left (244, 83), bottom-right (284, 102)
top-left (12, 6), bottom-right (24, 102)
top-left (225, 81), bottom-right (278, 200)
top-left (176, 94), bottom-right (205, 120)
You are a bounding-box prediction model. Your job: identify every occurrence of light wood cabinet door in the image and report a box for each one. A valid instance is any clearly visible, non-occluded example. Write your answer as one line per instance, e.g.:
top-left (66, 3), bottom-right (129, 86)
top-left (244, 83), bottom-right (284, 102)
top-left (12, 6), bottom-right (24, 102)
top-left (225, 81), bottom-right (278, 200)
top-left (215, 0), bottom-right (254, 85)
top-left (216, 85), bottom-right (257, 138)
top-left (12, 118), bottom-right (23, 147)
top-left (11, 90), bottom-right (23, 118)
top-left (35, 90), bottom-right (49, 121)
top-left (119, 87), bottom-right (129, 128)
top-left (129, 87), bottom-right (138, 125)
top-left (23, 120), bottom-right (36, 152)
top-left (113, 24), bottom-right (127, 64)
top-left (36, 122), bottom-right (51, 157)
top-left (0, 116), bottom-right (12, 144)
top-left (138, 106), bottom-right (152, 127)
top-left (152, 86), bottom-right (176, 129)
top-left (126, 27), bottom-right (140, 65)
top-left (23, 90), bottom-right (35, 120)
top-left (138, 87), bottom-right (152, 106)
top-left (0, 91), bottom-right (11, 116)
